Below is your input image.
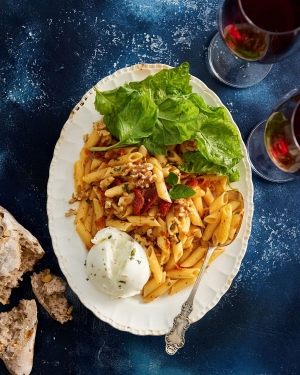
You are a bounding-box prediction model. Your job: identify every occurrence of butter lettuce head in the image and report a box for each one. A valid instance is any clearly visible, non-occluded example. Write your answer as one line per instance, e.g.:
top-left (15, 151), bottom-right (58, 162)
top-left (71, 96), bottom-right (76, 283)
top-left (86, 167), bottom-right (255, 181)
top-left (93, 62), bottom-right (243, 182)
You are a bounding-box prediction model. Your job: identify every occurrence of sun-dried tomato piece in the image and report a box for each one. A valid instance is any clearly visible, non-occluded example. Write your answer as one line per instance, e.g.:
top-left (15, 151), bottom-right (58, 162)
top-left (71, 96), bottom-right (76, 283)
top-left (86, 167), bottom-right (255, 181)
top-left (158, 199), bottom-right (172, 216)
top-left (141, 188), bottom-right (158, 213)
top-left (186, 178), bottom-right (198, 188)
top-left (133, 189), bottom-right (144, 215)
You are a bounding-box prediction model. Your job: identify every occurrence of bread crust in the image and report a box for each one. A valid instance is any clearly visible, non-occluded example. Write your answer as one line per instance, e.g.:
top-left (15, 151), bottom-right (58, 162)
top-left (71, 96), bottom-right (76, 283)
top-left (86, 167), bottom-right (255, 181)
top-left (0, 206), bottom-right (45, 304)
top-left (0, 299), bottom-right (37, 375)
top-left (31, 269), bottom-right (73, 324)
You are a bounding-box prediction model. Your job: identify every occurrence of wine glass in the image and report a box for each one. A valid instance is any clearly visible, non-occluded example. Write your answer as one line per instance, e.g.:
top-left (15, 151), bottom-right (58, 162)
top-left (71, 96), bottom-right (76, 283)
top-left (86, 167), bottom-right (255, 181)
top-left (207, 0), bottom-right (300, 88)
top-left (247, 88), bottom-right (300, 182)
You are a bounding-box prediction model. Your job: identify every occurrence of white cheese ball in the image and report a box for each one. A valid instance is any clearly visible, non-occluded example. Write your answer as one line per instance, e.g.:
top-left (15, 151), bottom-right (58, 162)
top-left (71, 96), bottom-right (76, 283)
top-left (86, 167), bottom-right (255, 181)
top-left (86, 227), bottom-right (150, 298)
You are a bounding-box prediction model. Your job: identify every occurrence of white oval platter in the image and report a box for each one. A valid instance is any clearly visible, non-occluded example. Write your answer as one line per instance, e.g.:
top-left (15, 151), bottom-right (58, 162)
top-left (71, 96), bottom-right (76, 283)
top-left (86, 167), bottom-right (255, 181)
top-left (47, 63), bottom-right (254, 335)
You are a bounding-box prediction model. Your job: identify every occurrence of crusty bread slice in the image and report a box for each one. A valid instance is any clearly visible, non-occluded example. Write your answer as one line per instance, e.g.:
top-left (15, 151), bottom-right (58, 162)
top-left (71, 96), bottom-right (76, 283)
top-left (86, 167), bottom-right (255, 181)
top-left (31, 269), bottom-right (73, 324)
top-left (0, 299), bottom-right (37, 375)
top-left (0, 206), bottom-right (45, 304)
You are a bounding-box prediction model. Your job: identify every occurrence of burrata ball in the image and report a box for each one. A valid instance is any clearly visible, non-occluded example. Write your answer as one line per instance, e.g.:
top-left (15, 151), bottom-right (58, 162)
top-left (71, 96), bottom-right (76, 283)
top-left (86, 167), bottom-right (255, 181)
top-left (86, 227), bottom-right (150, 298)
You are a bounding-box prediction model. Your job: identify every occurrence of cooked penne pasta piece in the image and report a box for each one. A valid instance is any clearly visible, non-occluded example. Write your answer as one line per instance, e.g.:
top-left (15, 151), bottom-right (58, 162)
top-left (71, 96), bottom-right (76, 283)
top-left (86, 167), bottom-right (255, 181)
top-left (204, 209), bottom-right (222, 224)
top-left (180, 216), bottom-right (190, 234)
top-left (193, 247), bottom-right (225, 269)
top-left (171, 236), bottom-right (183, 263)
top-left (182, 235), bottom-right (194, 249)
top-left (166, 210), bottom-right (178, 235)
top-left (146, 246), bottom-right (164, 284)
top-left (209, 192), bottom-right (228, 214)
top-left (188, 199), bottom-right (204, 227)
top-left (105, 182), bottom-right (135, 198)
top-left (212, 223), bottom-right (220, 246)
top-left (83, 168), bottom-right (107, 184)
top-left (143, 272), bottom-right (166, 297)
top-left (107, 152), bottom-right (143, 166)
top-left (167, 150), bottom-right (185, 165)
top-left (83, 159), bottom-right (93, 190)
top-left (104, 166), bottom-right (128, 178)
top-left (93, 198), bottom-right (105, 230)
top-left (126, 216), bottom-right (161, 227)
top-left (91, 211), bottom-right (98, 238)
top-left (177, 246), bottom-right (193, 263)
top-left (143, 279), bottom-right (177, 303)
top-left (75, 198), bottom-right (89, 224)
top-left (83, 202), bottom-right (94, 233)
top-left (157, 218), bottom-right (170, 265)
top-left (74, 160), bottom-right (84, 193)
top-left (217, 204), bottom-right (232, 244)
top-left (202, 219), bottom-right (221, 241)
top-left (166, 268), bottom-right (200, 279)
top-left (227, 210), bottom-right (244, 242)
top-left (193, 196), bottom-right (205, 218)
top-left (138, 145), bottom-right (148, 158)
top-left (76, 220), bottom-right (93, 250)
top-left (228, 200), bottom-right (241, 212)
top-left (90, 158), bottom-right (102, 171)
top-left (105, 219), bottom-right (133, 232)
top-left (147, 157), bottom-right (163, 170)
top-left (180, 245), bottom-right (208, 267)
top-left (85, 122), bottom-right (102, 149)
top-left (169, 278), bottom-right (197, 295)
top-left (192, 186), bottom-right (205, 198)
top-left (203, 187), bottom-right (214, 206)
top-left (156, 155), bottom-right (168, 167)
top-left (153, 166), bottom-right (172, 203)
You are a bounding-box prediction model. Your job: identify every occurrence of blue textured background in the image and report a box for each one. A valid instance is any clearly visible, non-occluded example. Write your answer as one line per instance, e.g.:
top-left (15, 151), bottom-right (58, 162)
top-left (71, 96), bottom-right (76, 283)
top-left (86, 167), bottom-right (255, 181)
top-left (0, 1), bottom-right (300, 374)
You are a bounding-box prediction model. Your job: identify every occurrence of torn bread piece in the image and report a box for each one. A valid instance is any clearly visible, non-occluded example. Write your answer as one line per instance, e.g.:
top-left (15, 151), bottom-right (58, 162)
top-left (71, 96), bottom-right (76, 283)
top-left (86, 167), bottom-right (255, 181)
top-left (0, 206), bottom-right (45, 304)
top-left (0, 299), bottom-right (37, 375)
top-left (31, 269), bottom-right (73, 324)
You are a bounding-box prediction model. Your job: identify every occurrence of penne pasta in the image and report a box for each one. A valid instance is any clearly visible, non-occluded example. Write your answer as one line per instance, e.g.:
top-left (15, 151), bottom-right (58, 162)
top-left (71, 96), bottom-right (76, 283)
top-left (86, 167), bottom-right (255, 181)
top-left (107, 152), bottom-right (143, 166)
top-left (143, 279), bottom-right (177, 303)
top-left (169, 278), bottom-right (197, 295)
top-left (76, 220), bottom-right (93, 250)
top-left (166, 268), bottom-right (200, 279)
top-left (143, 273), bottom-right (166, 297)
top-left (153, 166), bottom-right (172, 203)
top-left (68, 120), bottom-right (244, 303)
top-left (209, 192), bottom-right (228, 214)
top-left (105, 182), bottom-right (135, 198)
top-left (217, 204), bottom-right (232, 244)
top-left (180, 245), bottom-right (208, 267)
top-left (74, 160), bottom-right (84, 193)
top-left (126, 216), bottom-right (161, 227)
top-left (146, 246), bottom-right (164, 284)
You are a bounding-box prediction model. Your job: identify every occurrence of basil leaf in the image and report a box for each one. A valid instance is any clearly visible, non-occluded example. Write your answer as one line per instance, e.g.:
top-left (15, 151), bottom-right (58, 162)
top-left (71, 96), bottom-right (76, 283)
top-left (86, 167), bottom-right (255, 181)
top-left (169, 184), bottom-right (196, 199)
top-left (166, 172), bottom-right (178, 186)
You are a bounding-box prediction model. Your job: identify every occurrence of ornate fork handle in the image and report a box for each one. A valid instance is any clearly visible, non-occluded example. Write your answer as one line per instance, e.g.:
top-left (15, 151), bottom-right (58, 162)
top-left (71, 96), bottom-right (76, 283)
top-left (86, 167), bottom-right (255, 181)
top-left (165, 300), bottom-right (193, 355)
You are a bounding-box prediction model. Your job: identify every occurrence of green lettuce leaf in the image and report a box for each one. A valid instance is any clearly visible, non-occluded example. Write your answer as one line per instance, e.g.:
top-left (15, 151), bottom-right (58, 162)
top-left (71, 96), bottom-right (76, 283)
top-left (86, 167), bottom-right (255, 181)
top-left (127, 61), bottom-right (192, 104)
top-left (141, 120), bottom-right (167, 155)
top-left (181, 149), bottom-right (241, 182)
top-left (195, 119), bottom-right (243, 169)
top-left (92, 90), bottom-right (157, 151)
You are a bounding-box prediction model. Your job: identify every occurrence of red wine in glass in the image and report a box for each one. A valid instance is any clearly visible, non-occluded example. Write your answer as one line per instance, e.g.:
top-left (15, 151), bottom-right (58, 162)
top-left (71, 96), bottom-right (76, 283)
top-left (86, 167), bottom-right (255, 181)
top-left (265, 97), bottom-right (300, 175)
top-left (247, 89), bottom-right (300, 182)
top-left (208, 0), bottom-right (300, 87)
top-left (222, 0), bottom-right (300, 63)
